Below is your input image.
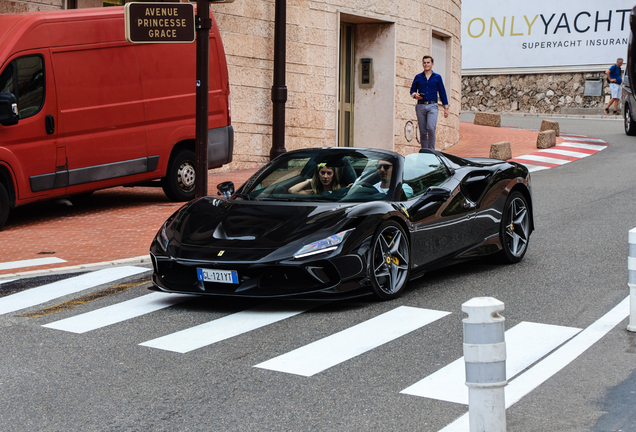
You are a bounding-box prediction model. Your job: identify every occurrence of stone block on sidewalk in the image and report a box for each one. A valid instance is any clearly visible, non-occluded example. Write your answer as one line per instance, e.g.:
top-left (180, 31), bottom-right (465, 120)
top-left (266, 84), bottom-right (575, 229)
top-left (540, 119), bottom-right (560, 136)
top-left (489, 141), bottom-right (512, 160)
top-left (537, 130), bottom-right (556, 149)
top-left (474, 112), bottom-right (501, 127)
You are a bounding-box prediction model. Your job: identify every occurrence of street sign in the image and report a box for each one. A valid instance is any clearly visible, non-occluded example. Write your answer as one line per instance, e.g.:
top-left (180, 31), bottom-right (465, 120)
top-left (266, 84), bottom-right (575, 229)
top-left (125, 2), bottom-right (195, 44)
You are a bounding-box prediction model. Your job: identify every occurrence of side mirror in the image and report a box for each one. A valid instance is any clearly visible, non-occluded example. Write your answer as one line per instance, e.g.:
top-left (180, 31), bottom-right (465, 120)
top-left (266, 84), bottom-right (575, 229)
top-left (0, 93), bottom-right (18, 126)
top-left (628, 7), bottom-right (636, 89)
top-left (217, 181), bottom-right (235, 199)
top-left (410, 186), bottom-right (451, 213)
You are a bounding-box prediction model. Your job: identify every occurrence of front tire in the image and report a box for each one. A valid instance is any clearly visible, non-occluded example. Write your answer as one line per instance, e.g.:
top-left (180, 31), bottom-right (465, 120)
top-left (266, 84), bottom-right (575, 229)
top-left (625, 104), bottom-right (636, 136)
top-left (368, 221), bottom-right (410, 300)
top-left (162, 149), bottom-right (197, 201)
top-left (497, 191), bottom-right (531, 264)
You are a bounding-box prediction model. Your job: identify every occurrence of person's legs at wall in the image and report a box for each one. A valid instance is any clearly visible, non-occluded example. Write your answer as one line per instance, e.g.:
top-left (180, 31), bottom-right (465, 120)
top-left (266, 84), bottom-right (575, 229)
top-left (415, 104), bottom-right (428, 148)
top-left (424, 104), bottom-right (439, 149)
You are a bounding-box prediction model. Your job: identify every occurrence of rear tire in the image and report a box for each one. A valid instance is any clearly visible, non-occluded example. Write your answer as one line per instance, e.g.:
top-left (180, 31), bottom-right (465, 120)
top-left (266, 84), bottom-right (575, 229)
top-left (162, 149), bottom-right (197, 201)
top-left (625, 104), bottom-right (636, 136)
top-left (496, 191), bottom-right (530, 264)
top-left (0, 182), bottom-right (10, 231)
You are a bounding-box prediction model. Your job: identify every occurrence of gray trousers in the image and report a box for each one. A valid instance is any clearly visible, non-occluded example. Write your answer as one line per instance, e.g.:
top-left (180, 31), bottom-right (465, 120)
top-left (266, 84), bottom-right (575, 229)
top-left (415, 103), bottom-right (439, 150)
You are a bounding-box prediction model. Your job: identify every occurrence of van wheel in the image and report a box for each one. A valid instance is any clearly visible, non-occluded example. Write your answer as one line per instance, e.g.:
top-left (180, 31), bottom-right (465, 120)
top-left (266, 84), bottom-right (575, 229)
top-left (0, 182), bottom-right (10, 231)
top-left (162, 149), bottom-right (197, 201)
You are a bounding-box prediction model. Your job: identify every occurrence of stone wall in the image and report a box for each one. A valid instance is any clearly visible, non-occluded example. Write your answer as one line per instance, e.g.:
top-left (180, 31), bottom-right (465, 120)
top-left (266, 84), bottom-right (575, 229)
top-left (0, 0), bottom-right (64, 13)
top-left (461, 71), bottom-right (612, 114)
top-left (212, 0), bottom-right (462, 171)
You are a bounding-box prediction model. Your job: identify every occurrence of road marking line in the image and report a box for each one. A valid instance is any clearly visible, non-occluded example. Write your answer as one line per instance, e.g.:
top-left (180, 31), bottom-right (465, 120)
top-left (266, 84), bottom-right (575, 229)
top-left (43, 292), bottom-right (192, 333)
top-left (538, 149), bottom-right (592, 158)
top-left (255, 306), bottom-right (450, 377)
top-left (0, 266), bottom-right (149, 315)
top-left (400, 321), bottom-right (581, 404)
top-left (0, 278), bottom-right (18, 286)
top-left (0, 257), bottom-right (67, 271)
top-left (512, 154), bottom-right (571, 165)
top-left (438, 296), bottom-right (629, 432)
top-left (140, 300), bottom-right (329, 353)
top-left (557, 142), bottom-right (608, 151)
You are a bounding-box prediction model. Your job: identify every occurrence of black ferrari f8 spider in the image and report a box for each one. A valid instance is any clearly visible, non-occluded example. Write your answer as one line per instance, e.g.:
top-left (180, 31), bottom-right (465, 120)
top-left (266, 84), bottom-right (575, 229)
top-left (150, 147), bottom-right (533, 300)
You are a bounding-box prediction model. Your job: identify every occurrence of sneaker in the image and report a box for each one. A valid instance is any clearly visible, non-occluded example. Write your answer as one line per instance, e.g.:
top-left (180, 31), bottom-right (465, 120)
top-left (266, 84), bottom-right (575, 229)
top-left (605, 108), bottom-right (610, 114)
top-left (614, 111), bottom-right (620, 115)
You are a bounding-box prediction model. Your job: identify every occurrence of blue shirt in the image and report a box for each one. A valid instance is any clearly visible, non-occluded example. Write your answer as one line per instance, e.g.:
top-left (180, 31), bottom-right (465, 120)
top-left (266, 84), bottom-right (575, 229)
top-left (608, 64), bottom-right (623, 85)
top-left (410, 71), bottom-right (449, 106)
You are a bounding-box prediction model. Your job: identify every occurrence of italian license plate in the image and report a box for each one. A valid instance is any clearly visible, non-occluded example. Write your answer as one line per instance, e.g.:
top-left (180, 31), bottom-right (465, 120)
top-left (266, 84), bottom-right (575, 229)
top-left (196, 268), bottom-right (239, 284)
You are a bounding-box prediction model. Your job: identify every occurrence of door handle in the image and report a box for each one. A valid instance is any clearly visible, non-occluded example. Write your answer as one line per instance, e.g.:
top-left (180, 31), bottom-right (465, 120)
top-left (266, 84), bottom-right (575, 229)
top-left (45, 114), bottom-right (55, 135)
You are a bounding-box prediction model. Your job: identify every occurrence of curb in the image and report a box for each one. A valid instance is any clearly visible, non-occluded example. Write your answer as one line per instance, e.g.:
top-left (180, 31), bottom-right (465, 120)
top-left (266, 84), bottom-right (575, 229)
top-left (0, 255), bottom-right (152, 281)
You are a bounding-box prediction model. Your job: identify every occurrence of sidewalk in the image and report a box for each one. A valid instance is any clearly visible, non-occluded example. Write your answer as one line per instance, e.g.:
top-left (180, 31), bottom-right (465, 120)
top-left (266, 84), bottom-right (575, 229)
top-left (0, 121), bottom-right (563, 279)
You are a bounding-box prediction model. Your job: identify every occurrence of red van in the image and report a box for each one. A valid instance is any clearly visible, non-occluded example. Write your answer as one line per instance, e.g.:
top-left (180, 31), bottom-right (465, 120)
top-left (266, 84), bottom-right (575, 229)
top-left (0, 6), bottom-right (233, 230)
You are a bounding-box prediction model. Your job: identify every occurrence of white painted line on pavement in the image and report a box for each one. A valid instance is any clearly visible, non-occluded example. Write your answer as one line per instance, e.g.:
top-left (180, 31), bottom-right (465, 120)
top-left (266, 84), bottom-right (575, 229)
top-left (0, 278), bottom-right (18, 285)
top-left (255, 306), bottom-right (450, 377)
top-left (514, 154), bottom-right (571, 165)
top-left (140, 300), bottom-right (329, 353)
top-left (0, 257), bottom-right (67, 271)
top-left (523, 165), bottom-right (551, 173)
top-left (539, 148), bottom-right (592, 158)
top-left (0, 266), bottom-right (149, 315)
top-left (561, 136), bottom-right (606, 143)
top-left (438, 296), bottom-right (629, 432)
top-left (401, 321), bottom-right (581, 404)
top-left (557, 142), bottom-right (608, 151)
top-left (43, 292), bottom-right (193, 334)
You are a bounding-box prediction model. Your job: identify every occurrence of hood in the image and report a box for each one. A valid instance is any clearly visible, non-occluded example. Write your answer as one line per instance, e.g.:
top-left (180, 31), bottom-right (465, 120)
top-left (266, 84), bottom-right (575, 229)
top-left (170, 197), bottom-right (353, 250)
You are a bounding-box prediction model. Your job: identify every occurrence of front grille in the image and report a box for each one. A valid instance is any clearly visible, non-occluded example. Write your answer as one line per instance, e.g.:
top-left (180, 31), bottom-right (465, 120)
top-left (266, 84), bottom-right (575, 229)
top-left (259, 267), bottom-right (317, 291)
top-left (158, 262), bottom-right (198, 286)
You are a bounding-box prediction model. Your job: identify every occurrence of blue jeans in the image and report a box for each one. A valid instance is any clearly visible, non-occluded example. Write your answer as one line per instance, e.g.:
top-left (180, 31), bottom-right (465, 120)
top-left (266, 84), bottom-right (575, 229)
top-left (415, 103), bottom-right (439, 150)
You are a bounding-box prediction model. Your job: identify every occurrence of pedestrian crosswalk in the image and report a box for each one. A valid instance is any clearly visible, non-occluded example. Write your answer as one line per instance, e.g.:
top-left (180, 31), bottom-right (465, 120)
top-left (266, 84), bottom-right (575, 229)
top-left (509, 135), bottom-right (608, 172)
top-left (0, 266), bottom-right (629, 432)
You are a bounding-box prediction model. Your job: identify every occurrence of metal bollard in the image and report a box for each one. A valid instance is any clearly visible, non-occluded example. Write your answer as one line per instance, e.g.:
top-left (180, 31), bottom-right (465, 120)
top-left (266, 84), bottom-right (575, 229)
top-left (462, 297), bottom-right (507, 432)
top-left (628, 228), bottom-right (636, 332)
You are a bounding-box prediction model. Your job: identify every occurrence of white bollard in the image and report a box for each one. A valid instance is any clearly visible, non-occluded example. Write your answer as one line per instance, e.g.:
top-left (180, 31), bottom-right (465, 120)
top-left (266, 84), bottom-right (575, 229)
top-left (462, 297), bottom-right (507, 432)
top-left (628, 228), bottom-right (636, 332)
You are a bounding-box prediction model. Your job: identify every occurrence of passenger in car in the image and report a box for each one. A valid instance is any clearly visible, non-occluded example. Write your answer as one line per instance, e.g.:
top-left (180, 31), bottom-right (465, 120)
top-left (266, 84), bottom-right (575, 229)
top-left (289, 163), bottom-right (342, 195)
top-left (373, 160), bottom-right (414, 198)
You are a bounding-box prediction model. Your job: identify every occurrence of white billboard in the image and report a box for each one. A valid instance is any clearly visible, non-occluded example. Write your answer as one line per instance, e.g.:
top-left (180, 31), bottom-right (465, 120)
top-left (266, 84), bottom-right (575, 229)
top-left (461, 0), bottom-right (634, 71)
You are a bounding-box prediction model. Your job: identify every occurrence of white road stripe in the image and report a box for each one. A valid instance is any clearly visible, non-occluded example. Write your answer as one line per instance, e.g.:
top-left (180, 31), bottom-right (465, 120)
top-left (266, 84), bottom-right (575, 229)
top-left (255, 306), bottom-right (450, 377)
top-left (43, 292), bottom-right (192, 334)
top-left (557, 142), bottom-right (607, 151)
top-left (0, 278), bottom-right (18, 285)
top-left (525, 165), bottom-right (551, 172)
top-left (400, 321), bottom-right (581, 404)
top-left (513, 154), bottom-right (570, 165)
top-left (538, 148), bottom-right (592, 158)
top-left (562, 136), bottom-right (606, 143)
top-left (438, 297), bottom-right (629, 432)
top-left (0, 266), bottom-right (149, 315)
top-left (0, 257), bottom-right (67, 271)
top-left (140, 300), bottom-right (329, 353)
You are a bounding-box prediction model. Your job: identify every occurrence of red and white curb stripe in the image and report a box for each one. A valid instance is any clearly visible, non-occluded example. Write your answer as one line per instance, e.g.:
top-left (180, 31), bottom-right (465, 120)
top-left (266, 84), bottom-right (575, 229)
top-left (509, 134), bottom-right (608, 172)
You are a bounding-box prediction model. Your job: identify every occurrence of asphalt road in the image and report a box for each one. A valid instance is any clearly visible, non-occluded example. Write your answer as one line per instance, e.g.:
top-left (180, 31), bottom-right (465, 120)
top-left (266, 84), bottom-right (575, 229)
top-left (1, 114), bottom-right (635, 432)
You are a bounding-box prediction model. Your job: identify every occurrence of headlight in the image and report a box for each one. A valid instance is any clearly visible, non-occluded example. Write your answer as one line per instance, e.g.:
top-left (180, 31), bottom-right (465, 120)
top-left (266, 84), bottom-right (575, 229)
top-left (154, 223), bottom-right (170, 253)
top-left (294, 229), bottom-right (353, 259)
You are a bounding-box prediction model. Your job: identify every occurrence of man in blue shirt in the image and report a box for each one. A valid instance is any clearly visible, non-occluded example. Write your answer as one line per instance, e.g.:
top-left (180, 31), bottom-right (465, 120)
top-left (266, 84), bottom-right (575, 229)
top-left (604, 57), bottom-right (623, 115)
top-left (410, 55), bottom-right (449, 149)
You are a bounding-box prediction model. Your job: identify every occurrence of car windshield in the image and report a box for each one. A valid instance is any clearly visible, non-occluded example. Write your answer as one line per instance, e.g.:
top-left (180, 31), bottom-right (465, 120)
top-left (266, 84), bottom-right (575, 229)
top-left (236, 149), bottom-right (399, 202)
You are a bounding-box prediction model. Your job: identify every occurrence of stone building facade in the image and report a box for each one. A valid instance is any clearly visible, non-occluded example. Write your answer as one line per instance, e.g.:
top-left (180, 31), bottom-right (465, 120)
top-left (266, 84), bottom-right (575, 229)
top-left (2, 0), bottom-right (462, 171)
top-left (462, 71), bottom-right (614, 114)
